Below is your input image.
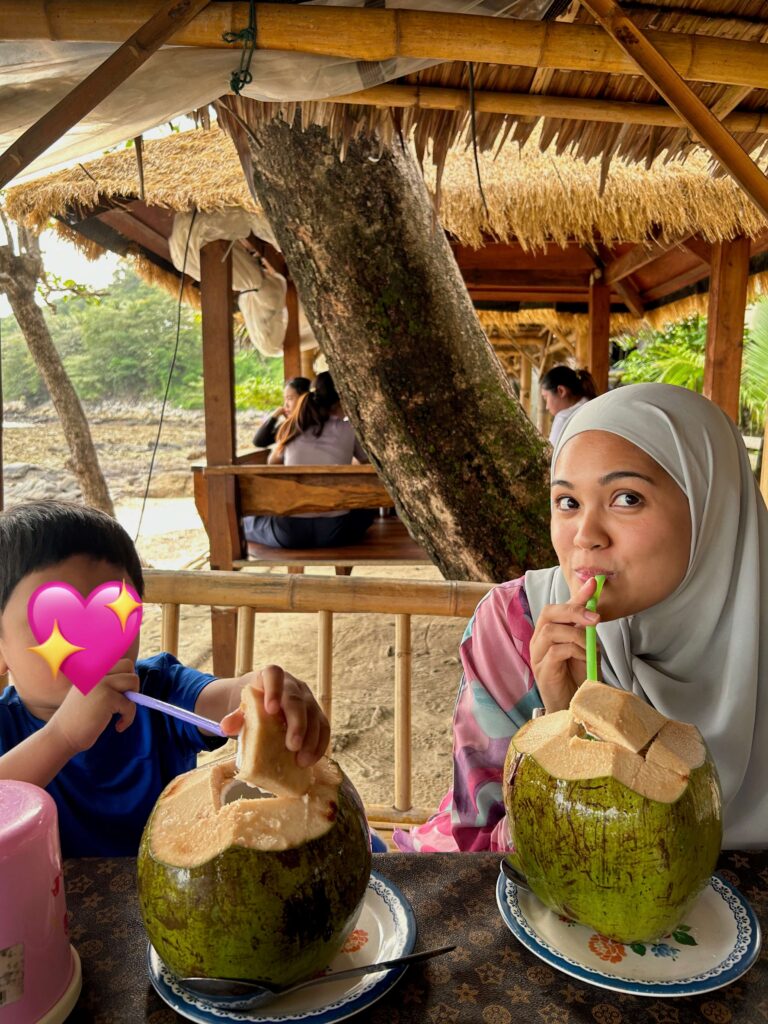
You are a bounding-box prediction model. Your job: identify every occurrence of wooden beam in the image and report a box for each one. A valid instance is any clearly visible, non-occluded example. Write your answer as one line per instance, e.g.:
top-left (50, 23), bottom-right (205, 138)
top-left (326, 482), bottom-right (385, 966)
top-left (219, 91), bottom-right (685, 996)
top-left (5, 5), bottom-right (768, 92)
top-left (200, 238), bottom-right (239, 674)
top-left (284, 279), bottom-right (301, 380)
top-left (604, 238), bottom-right (667, 285)
top-left (0, 0), bottom-right (211, 188)
top-left (589, 272), bottom-right (611, 394)
top-left (519, 357), bottom-right (532, 418)
top-left (98, 208), bottom-right (171, 262)
top-left (681, 236), bottom-right (713, 265)
top-left (587, 243), bottom-right (645, 318)
top-left (324, 83), bottom-right (768, 135)
top-left (703, 236), bottom-right (749, 423)
top-left (579, 0), bottom-right (768, 221)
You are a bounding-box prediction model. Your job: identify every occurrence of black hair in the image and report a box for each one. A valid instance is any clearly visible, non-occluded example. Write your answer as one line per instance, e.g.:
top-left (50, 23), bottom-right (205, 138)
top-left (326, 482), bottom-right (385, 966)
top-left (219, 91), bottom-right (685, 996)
top-left (540, 365), bottom-right (598, 401)
top-left (284, 376), bottom-right (311, 395)
top-left (0, 501), bottom-right (144, 612)
top-left (275, 371), bottom-right (342, 450)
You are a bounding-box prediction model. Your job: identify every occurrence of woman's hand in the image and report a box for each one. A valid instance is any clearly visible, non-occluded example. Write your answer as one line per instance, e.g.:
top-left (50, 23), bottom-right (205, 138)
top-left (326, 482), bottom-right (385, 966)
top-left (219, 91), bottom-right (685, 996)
top-left (529, 578), bottom-right (600, 713)
top-left (220, 665), bottom-right (330, 768)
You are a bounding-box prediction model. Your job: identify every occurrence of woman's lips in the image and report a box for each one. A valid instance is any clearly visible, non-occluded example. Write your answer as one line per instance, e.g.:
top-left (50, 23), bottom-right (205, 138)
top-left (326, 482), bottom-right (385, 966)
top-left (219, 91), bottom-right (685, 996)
top-left (574, 569), bottom-right (617, 583)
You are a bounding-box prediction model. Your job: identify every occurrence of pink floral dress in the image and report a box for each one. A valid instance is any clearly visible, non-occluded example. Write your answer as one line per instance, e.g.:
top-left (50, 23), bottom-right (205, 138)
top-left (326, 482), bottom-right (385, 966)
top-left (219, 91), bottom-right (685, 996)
top-left (393, 577), bottom-right (541, 853)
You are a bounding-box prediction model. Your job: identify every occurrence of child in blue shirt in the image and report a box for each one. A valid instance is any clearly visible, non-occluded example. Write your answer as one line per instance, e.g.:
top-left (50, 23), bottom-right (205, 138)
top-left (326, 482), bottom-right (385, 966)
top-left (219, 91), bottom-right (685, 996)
top-left (0, 501), bottom-right (329, 857)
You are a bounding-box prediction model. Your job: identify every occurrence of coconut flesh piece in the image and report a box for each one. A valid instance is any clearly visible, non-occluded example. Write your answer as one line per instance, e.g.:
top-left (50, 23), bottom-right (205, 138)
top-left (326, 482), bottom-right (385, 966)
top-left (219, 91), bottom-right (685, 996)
top-left (149, 684), bottom-right (340, 868)
top-left (513, 681), bottom-right (706, 803)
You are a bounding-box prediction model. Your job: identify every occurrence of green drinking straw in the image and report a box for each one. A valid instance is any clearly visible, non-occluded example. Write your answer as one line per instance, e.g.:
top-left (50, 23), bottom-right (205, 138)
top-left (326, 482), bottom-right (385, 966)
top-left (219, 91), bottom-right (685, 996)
top-left (585, 575), bottom-right (606, 682)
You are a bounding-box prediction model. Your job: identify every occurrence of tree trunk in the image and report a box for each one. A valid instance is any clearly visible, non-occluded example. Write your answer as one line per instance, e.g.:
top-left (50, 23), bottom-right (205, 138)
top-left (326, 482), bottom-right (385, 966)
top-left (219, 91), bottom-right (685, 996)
top-left (220, 107), bottom-right (553, 582)
top-left (0, 244), bottom-right (115, 516)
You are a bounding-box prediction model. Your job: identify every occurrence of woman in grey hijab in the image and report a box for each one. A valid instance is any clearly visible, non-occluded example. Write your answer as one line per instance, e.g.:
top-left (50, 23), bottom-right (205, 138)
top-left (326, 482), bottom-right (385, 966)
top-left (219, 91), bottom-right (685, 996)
top-left (526, 382), bottom-right (767, 849)
top-left (395, 382), bottom-right (766, 853)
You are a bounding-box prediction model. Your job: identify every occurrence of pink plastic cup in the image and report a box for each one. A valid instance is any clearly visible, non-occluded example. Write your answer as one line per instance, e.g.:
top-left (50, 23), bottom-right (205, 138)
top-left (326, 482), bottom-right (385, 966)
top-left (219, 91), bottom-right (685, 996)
top-left (0, 782), bottom-right (81, 1023)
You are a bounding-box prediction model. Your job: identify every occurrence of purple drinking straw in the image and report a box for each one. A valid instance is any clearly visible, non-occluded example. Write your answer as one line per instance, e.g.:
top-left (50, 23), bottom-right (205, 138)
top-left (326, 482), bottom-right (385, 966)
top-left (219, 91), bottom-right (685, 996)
top-left (126, 690), bottom-right (227, 738)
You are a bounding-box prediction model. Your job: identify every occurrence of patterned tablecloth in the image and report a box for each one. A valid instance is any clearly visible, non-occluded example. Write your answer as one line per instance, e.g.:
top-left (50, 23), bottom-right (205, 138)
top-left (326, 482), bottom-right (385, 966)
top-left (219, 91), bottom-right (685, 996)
top-left (62, 850), bottom-right (767, 1024)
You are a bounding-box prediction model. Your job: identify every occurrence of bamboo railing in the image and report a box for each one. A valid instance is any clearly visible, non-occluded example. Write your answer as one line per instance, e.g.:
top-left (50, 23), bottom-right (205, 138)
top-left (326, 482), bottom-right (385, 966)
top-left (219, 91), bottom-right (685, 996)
top-left (143, 569), bottom-right (492, 826)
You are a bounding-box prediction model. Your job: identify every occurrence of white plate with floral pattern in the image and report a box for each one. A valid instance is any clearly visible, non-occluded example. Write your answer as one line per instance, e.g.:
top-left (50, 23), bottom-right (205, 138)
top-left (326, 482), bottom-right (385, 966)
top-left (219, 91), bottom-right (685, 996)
top-left (147, 870), bottom-right (416, 1023)
top-left (496, 868), bottom-right (761, 996)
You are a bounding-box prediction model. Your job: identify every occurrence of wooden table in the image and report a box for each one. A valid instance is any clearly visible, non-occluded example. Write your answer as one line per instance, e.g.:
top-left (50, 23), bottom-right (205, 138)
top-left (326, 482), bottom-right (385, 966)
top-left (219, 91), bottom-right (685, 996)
top-left (62, 850), bottom-right (767, 1023)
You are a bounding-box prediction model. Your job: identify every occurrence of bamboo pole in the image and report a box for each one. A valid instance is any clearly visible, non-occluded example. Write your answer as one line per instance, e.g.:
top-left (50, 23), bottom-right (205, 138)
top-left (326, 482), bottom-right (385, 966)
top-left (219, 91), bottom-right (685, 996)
top-left (0, 0), bottom-right (211, 188)
top-left (761, 417), bottom-right (768, 507)
top-left (326, 83), bottom-right (768, 136)
top-left (143, 570), bottom-right (490, 619)
top-left (4, 4), bottom-right (768, 92)
top-left (160, 603), bottom-right (180, 657)
top-left (519, 358), bottom-right (532, 419)
top-left (703, 237), bottom-right (749, 423)
top-left (579, 0), bottom-right (768, 221)
top-left (394, 614), bottom-right (412, 813)
top-left (235, 605), bottom-right (255, 675)
top-left (317, 610), bottom-right (333, 731)
top-left (589, 271), bottom-right (611, 395)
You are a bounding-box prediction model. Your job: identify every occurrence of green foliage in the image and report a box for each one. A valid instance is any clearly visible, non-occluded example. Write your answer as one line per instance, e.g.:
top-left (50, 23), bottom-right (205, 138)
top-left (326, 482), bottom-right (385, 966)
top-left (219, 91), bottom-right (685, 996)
top-left (616, 307), bottom-right (768, 432)
top-left (614, 316), bottom-right (706, 392)
top-left (2, 265), bottom-right (285, 412)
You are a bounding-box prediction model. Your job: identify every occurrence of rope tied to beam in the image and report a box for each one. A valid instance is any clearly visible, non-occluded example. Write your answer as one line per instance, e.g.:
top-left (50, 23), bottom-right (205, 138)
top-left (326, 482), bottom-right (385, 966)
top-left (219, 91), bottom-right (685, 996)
top-left (223, 0), bottom-right (257, 94)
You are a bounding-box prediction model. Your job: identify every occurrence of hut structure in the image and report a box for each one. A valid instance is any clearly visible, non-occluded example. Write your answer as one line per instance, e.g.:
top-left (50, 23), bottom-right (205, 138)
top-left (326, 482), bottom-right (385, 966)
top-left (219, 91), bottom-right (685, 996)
top-left (8, 125), bottom-right (768, 425)
top-left (3, 0), bottom-right (768, 671)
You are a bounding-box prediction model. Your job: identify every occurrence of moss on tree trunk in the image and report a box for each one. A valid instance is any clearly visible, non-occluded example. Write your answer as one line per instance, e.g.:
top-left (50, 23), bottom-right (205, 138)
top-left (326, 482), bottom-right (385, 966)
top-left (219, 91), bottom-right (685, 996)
top-left (220, 108), bottom-right (553, 581)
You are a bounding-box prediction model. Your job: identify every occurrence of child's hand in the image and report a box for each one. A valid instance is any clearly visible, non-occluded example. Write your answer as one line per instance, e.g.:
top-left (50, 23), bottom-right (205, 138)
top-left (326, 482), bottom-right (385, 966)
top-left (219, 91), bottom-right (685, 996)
top-left (529, 578), bottom-right (600, 713)
top-left (220, 665), bottom-right (330, 768)
top-left (48, 658), bottom-right (139, 757)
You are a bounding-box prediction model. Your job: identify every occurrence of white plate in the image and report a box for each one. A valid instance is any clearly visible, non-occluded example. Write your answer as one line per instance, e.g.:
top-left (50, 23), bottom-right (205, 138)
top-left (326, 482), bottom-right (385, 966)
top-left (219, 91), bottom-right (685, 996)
top-left (496, 868), bottom-right (761, 997)
top-left (147, 870), bottom-right (416, 1023)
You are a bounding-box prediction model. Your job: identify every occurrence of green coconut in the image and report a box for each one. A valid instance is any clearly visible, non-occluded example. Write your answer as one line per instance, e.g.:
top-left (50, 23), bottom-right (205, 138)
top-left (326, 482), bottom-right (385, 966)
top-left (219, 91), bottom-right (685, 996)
top-left (503, 682), bottom-right (722, 943)
top-left (137, 685), bottom-right (371, 985)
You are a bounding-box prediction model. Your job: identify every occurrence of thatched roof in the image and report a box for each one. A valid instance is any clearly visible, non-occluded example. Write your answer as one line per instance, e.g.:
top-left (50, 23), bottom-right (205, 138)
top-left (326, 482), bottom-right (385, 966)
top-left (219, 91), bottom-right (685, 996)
top-left (6, 124), bottom-right (768, 339)
top-left (8, 125), bottom-right (767, 250)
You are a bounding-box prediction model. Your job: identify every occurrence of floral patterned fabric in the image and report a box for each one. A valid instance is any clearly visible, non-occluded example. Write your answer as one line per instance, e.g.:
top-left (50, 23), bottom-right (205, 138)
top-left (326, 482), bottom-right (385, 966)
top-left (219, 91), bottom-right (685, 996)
top-left (393, 578), bottom-right (542, 853)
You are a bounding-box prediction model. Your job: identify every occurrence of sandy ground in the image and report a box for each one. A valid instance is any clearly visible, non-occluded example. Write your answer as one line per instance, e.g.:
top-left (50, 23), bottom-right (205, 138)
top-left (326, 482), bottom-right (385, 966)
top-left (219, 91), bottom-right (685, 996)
top-left (4, 408), bottom-right (465, 815)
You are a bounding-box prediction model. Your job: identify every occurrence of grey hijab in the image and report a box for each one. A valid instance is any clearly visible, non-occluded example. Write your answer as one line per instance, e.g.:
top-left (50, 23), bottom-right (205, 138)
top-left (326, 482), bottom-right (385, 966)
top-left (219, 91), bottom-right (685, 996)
top-left (525, 383), bottom-right (768, 848)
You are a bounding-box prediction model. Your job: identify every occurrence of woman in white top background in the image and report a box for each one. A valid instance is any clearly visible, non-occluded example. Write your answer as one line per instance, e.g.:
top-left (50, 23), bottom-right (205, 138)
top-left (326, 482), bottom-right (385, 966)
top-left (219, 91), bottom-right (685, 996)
top-left (541, 365), bottom-right (598, 448)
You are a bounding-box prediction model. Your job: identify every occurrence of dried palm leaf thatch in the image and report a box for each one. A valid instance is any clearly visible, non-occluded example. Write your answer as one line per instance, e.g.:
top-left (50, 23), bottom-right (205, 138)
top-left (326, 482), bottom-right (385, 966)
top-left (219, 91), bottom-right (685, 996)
top-left (4, 129), bottom-right (255, 231)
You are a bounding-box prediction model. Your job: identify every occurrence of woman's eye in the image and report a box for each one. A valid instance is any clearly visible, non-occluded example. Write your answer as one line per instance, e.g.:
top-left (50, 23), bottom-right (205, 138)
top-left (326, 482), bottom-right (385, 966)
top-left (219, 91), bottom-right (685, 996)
top-left (612, 491), bottom-right (642, 508)
top-left (553, 495), bottom-right (579, 511)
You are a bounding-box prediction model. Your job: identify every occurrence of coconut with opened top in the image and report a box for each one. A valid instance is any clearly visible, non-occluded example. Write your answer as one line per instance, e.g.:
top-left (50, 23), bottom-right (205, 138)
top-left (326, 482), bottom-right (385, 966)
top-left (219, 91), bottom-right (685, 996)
top-left (137, 684), bottom-right (372, 985)
top-left (503, 681), bottom-right (722, 943)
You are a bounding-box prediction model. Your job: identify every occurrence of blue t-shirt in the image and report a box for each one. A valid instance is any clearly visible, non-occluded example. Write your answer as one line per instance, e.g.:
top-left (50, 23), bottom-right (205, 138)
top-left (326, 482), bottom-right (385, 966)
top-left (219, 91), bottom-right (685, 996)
top-left (0, 653), bottom-right (226, 858)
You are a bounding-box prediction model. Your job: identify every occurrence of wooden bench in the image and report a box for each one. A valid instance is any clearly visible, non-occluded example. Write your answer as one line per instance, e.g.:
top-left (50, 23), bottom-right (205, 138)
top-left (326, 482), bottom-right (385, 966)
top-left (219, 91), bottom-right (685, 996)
top-left (192, 461), bottom-right (431, 576)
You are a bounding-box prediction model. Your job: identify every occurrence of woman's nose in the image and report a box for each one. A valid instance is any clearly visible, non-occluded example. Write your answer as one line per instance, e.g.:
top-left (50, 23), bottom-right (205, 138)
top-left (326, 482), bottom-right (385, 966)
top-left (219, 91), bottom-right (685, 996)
top-left (573, 511), bottom-right (609, 549)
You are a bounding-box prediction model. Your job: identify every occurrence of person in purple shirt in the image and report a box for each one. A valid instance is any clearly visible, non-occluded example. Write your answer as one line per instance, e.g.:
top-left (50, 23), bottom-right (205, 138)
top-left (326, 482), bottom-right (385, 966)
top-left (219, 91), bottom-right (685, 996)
top-left (0, 501), bottom-right (329, 857)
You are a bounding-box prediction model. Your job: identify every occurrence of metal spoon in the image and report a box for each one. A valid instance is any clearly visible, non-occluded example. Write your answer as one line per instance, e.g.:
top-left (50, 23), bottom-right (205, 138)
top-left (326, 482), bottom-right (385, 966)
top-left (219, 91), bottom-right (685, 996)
top-left (500, 857), bottom-right (531, 892)
top-left (178, 944), bottom-right (455, 1010)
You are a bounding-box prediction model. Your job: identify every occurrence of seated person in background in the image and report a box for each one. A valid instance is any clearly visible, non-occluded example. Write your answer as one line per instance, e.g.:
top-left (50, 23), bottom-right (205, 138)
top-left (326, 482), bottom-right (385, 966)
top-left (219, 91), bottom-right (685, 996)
top-left (0, 500), bottom-right (329, 857)
top-left (253, 376), bottom-right (311, 448)
top-left (394, 383), bottom-right (767, 853)
top-left (541, 365), bottom-right (597, 449)
top-left (243, 371), bottom-right (376, 549)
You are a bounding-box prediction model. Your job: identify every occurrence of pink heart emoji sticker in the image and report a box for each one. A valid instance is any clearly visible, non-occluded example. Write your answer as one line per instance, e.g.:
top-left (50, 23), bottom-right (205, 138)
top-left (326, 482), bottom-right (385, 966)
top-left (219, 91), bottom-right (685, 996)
top-left (27, 581), bottom-right (142, 696)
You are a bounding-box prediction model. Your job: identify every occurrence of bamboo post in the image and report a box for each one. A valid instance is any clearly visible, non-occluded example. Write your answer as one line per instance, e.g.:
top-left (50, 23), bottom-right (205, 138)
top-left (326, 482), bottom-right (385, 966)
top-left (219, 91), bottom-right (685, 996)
top-left (589, 271), bottom-right (611, 394)
top-left (394, 613), bottom-right (412, 813)
top-left (0, 0), bottom-right (211, 187)
top-left (703, 237), bottom-right (749, 423)
top-left (235, 606), bottom-right (256, 676)
top-left (317, 609), bottom-right (333, 731)
top-left (761, 416), bottom-right (768, 507)
top-left (579, 0), bottom-right (768, 221)
top-left (160, 603), bottom-right (180, 657)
